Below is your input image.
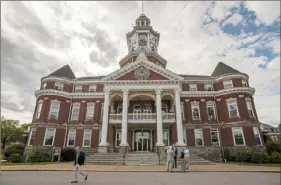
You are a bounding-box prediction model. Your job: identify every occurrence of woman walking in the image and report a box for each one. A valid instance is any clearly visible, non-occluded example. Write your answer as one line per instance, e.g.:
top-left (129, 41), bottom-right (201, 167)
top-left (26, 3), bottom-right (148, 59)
top-left (172, 144), bottom-right (178, 168)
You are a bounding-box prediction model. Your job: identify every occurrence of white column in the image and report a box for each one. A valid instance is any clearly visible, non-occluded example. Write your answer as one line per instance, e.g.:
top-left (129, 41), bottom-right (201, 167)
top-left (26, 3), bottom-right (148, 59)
top-left (120, 89), bottom-right (129, 146)
top-left (175, 89), bottom-right (185, 146)
top-left (155, 89), bottom-right (165, 146)
top-left (99, 90), bottom-right (110, 146)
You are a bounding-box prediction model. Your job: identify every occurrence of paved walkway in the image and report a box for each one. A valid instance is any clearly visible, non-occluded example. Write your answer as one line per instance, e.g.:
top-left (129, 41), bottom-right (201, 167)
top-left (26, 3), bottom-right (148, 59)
top-left (1, 171), bottom-right (280, 185)
top-left (1, 163), bottom-right (280, 172)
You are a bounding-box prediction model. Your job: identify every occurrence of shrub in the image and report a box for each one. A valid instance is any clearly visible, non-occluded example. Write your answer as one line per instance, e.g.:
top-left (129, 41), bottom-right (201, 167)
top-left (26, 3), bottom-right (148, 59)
top-left (61, 147), bottom-right (76, 162)
top-left (269, 152), bottom-right (281, 163)
top-left (4, 142), bottom-right (25, 159)
top-left (11, 153), bottom-right (22, 163)
top-left (265, 141), bottom-right (281, 155)
top-left (28, 148), bottom-right (51, 162)
top-left (250, 152), bottom-right (268, 164)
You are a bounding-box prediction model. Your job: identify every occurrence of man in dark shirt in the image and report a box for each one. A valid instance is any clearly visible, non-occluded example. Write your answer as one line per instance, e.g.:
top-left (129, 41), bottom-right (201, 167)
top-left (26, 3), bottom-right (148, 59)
top-left (71, 146), bottom-right (88, 183)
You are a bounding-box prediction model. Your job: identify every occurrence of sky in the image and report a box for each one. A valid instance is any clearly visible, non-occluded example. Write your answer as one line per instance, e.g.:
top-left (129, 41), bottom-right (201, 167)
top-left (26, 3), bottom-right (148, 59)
top-left (1, 1), bottom-right (280, 127)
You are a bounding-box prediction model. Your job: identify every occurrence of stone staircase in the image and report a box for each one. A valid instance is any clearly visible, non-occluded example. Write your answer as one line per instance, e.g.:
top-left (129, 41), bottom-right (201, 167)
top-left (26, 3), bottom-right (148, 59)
top-left (85, 151), bottom-right (213, 166)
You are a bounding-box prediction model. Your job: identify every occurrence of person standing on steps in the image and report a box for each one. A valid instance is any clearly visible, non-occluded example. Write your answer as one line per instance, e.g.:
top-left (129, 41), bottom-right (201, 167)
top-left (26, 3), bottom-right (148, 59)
top-left (172, 144), bottom-right (178, 168)
top-left (71, 146), bottom-right (88, 183)
top-left (184, 147), bottom-right (190, 171)
top-left (166, 146), bottom-right (175, 173)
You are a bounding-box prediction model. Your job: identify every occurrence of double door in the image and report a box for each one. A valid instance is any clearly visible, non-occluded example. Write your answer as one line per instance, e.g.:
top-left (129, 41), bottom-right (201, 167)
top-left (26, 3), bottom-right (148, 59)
top-left (135, 131), bottom-right (151, 152)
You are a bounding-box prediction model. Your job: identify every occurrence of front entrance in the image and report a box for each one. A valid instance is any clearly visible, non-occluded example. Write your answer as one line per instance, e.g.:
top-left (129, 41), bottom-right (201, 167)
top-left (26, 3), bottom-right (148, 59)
top-left (134, 130), bottom-right (151, 152)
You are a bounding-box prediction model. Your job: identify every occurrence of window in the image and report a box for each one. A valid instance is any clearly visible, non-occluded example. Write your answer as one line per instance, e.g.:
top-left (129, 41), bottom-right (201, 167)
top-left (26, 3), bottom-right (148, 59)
top-left (189, 84), bottom-right (197, 91)
top-left (207, 103), bottom-right (216, 120)
top-left (83, 129), bottom-right (92, 147)
top-left (246, 99), bottom-right (254, 117)
top-left (41, 83), bottom-right (47, 89)
top-left (163, 129), bottom-right (169, 146)
top-left (28, 128), bottom-right (36, 146)
top-left (253, 127), bottom-right (262, 145)
top-left (115, 129), bottom-right (121, 147)
top-left (223, 80), bottom-right (233, 89)
top-left (162, 104), bottom-right (168, 113)
top-left (117, 105), bottom-right (123, 114)
top-left (86, 103), bottom-right (95, 120)
top-left (35, 102), bottom-right (43, 119)
top-left (210, 129), bottom-right (220, 146)
top-left (191, 104), bottom-right (200, 120)
top-left (43, 128), bottom-right (56, 146)
top-left (49, 102), bottom-right (60, 120)
top-left (54, 82), bottom-right (64, 90)
top-left (194, 129), bottom-right (204, 146)
top-left (67, 129), bottom-right (76, 147)
top-left (89, 85), bottom-right (97, 92)
top-left (75, 85), bottom-right (82, 92)
top-left (71, 103), bottom-right (80, 120)
top-left (181, 102), bottom-right (185, 120)
top-left (232, 127), bottom-right (245, 146)
top-left (99, 129), bottom-right (102, 143)
top-left (242, 80), bottom-right (248, 87)
top-left (227, 99), bottom-right (239, 118)
top-left (204, 84), bottom-right (213, 91)
top-left (183, 129), bottom-right (187, 144)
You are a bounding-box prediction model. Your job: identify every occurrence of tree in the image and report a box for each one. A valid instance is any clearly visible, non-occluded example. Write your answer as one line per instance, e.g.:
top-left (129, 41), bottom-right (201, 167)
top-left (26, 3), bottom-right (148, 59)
top-left (1, 119), bottom-right (27, 149)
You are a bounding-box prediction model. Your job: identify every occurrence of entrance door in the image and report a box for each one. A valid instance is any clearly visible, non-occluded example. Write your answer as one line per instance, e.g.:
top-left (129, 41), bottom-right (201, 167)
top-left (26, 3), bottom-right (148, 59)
top-left (135, 131), bottom-right (150, 151)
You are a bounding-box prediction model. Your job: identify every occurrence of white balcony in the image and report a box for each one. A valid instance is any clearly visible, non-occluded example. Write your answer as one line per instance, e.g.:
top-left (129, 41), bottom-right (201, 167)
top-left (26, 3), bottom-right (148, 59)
top-left (109, 113), bottom-right (176, 124)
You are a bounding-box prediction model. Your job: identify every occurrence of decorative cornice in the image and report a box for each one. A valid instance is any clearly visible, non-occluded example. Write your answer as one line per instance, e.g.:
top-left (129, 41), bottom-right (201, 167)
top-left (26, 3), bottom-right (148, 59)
top-left (214, 74), bottom-right (248, 82)
top-left (35, 89), bottom-right (104, 99)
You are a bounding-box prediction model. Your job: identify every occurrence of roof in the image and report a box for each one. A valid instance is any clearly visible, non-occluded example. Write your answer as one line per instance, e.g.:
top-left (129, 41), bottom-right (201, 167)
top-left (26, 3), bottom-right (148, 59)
top-left (179, 74), bottom-right (212, 81)
top-left (211, 62), bottom-right (248, 77)
top-left (43, 65), bottom-right (76, 80)
top-left (76, 76), bottom-right (105, 81)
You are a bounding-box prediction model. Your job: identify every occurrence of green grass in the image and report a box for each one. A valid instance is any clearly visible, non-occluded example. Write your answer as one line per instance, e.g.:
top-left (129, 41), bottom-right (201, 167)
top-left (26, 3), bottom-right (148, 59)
top-left (1, 162), bottom-right (58, 166)
top-left (227, 162), bottom-right (281, 167)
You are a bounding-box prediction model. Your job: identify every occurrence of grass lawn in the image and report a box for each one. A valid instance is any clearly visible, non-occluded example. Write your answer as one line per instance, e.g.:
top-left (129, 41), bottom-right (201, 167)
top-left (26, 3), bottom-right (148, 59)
top-left (227, 162), bottom-right (281, 167)
top-left (1, 162), bottom-right (59, 166)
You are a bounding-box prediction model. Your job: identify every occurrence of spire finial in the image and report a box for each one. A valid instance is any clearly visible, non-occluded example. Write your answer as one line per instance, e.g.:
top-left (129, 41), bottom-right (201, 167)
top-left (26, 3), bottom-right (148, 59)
top-left (142, 1), bottom-right (144, 14)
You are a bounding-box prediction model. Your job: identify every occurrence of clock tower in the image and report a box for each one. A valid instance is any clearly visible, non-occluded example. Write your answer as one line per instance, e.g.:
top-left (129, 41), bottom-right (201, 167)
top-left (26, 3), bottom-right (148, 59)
top-left (126, 14), bottom-right (160, 54)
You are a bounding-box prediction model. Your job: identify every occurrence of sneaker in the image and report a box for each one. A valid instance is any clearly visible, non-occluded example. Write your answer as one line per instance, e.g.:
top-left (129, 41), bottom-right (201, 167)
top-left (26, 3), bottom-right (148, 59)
top-left (71, 180), bottom-right (78, 183)
top-left (85, 174), bottom-right (88, 181)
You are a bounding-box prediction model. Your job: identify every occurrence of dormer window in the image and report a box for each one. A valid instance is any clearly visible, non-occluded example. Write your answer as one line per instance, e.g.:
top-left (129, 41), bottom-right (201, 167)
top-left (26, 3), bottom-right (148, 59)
top-left (41, 83), bottom-right (47, 89)
top-left (54, 82), bottom-right (64, 90)
top-left (204, 84), bottom-right (213, 91)
top-left (189, 84), bottom-right (197, 91)
top-left (89, 85), bottom-right (97, 92)
top-left (223, 80), bottom-right (233, 89)
top-left (75, 85), bottom-right (82, 92)
top-left (242, 80), bottom-right (248, 87)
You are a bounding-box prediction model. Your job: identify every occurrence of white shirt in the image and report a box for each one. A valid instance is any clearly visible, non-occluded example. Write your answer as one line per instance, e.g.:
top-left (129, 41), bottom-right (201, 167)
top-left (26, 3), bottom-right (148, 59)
top-left (184, 149), bottom-right (190, 157)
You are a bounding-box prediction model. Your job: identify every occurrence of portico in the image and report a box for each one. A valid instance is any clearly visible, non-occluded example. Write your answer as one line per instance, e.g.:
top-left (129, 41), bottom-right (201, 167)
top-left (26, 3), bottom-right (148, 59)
top-left (98, 82), bottom-right (186, 153)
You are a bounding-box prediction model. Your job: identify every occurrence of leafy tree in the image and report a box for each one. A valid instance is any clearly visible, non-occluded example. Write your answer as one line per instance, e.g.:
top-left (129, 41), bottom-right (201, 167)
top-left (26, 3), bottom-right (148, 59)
top-left (1, 119), bottom-right (27, 149)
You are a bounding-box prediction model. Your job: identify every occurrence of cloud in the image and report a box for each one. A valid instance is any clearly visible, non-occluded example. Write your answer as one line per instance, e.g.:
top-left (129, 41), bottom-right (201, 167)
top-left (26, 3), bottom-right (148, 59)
top-left (1, 1), bottom-right (280, 127)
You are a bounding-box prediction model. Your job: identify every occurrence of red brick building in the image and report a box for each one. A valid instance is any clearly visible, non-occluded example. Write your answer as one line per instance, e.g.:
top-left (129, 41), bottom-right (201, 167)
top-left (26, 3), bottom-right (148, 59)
top-left (27, 14), bottom-right (263, 154)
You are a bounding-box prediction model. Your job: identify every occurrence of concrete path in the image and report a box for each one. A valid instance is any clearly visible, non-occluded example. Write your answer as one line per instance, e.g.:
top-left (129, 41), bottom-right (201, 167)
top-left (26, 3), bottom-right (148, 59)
top-left (1, 163), bottom-right (280, 172)
top-left (1, 171), bottom-right (280, 185)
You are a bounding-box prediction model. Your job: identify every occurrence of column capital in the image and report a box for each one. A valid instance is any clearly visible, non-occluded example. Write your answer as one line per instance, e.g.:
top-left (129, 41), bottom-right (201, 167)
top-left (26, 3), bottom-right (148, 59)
top-left (155, 89), bottom-right (162, 95)
top-left (122, 89), bottom-right (129, 94)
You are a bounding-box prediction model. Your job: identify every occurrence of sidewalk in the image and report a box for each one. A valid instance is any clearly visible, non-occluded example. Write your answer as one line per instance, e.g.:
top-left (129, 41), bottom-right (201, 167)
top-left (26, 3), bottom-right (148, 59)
top-left (1, 163), bottom-right (280, 172)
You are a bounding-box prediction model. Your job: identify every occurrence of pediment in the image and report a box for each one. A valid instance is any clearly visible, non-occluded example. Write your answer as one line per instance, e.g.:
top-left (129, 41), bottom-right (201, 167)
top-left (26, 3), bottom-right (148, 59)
top-left (102, 59), bottom-right (184, 81)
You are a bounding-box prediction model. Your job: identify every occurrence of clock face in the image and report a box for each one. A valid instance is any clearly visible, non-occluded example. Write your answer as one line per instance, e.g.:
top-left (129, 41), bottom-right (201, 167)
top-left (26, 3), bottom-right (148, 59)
top-left (139, 38), bottom-right (147, 46)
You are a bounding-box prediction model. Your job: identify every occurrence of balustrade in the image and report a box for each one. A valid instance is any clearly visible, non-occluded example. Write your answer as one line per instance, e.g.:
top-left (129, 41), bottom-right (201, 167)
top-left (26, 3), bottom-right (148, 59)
top-left (109, 113), bottom-right (175, 123)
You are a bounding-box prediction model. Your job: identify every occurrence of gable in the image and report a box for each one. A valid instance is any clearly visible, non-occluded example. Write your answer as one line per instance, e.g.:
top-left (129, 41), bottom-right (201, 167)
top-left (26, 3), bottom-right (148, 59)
top-left (102, 60), bottom-right (184, 81)
top-left (116, 66), bottom-right (169, 80)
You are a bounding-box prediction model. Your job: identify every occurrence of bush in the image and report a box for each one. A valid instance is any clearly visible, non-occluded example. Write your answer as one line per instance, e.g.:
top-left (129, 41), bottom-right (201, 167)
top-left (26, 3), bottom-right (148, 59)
top-left (269, 152), bottom-right (281, 163)
top-left (4, 142), bottom-right (25, 160)
top-left (28, 148), bottom-right (51, 162)
top-left (11, 153), bottom-right (22, 163)
top-left (265, 141), bottom-right (281, 155)
top-left (250, 152), bottom-right (268, 164)
top-left (61, 147), bottom-right (76, 162)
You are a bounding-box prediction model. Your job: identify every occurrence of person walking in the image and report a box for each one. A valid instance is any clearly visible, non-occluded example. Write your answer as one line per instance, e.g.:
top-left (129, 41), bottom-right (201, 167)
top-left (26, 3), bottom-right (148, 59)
top-left (166, 146), bottom-right (175, 173)
top-left (179, 148), bottom-right (185, 173)
top-left (184, 147), bottom-right (190, 171)
top-left (172, 144), bottom-right (178, 168)
top-left (71, 146), bottom-right (88, 183)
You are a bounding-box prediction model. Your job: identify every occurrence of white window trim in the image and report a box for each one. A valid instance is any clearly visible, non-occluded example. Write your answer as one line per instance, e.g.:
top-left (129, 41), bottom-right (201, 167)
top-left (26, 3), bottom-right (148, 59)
top-left (82, 129), bottom-right (92, 147)
top-left (206, 103), bottom-right (216, 120)
top-left (223, 80), bottom-right (233, 89)
top-left (86, 102), bottom-right (95, 120)
top-left (210, 128), bottom-right (220, 146)
top-left (75, 85), bottom-right (83, 92)
top-left (242, 80), bottom-right (248, 87)
top-left (43, 128), bottom-right (56, 146)
top-left (226, 98), bottom-right (240, 118)
top-left (204, 84), bottom-right (213, 91)
top-left (232, 127), bottom-right (245, 146)
top-left (246, 98), bottom-right (255, 118)
top-left (194, 129), bottom-right (204, 147)
top-left (191, 102), bottom-right (201, 120)
top-left (89, 85), bottom-right (97, 92)
top-left (42, 82), bottom-right (47, 89)
top-left (27, 128), bottom-right (36, 146)
top-left (48, 102), bottom-right (60, 120)
top-left (35, 101), bottom-right (43, 119)
top-left (54, 82), bottom-right (64, 90)
top-left (253, 127), bottom-right (262, 145)
top-left (189, 84), bottom-right (197, 91)
top-left (115, 129), bottom-right (122, 147)
top-left (183, 128), bottom-right (187, 144)
top-left (71, 103), bottom-right (80, 120)
top-left (66, 129), bottom-right (76, 147)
